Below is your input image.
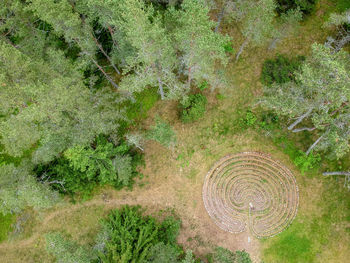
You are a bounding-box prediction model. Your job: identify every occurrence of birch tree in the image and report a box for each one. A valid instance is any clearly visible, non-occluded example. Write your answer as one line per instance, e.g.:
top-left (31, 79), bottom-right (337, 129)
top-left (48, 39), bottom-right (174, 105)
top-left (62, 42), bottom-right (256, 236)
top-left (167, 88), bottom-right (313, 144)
top-left (262, 43), bottom-right (350, 159)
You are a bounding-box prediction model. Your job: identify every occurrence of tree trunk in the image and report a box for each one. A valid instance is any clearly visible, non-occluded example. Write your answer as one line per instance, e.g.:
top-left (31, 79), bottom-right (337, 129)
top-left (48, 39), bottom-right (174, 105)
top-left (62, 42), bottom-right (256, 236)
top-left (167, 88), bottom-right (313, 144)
top-left (215, 1), bottom-right (227, 33)
top-left (323, 171), bottom-right (350, 176)
top-left (158, 76), bottom-right (165, 100)
top-left (306, 134), bottom-right (324, 155)
top-left (268, 37), bottom-right (280, 51)
top-left (92, 34), bottom-right (121, 75)
top-left (91, 58), bottom-right (120, 89)
top-left (288, 108), bottom-right (313, 131)
top-left (292, 127), bottom-right (316, 133)
top-left (107, 25), bottom-right (126, 66)
top-left (235, 38), bottom-right (249, 62)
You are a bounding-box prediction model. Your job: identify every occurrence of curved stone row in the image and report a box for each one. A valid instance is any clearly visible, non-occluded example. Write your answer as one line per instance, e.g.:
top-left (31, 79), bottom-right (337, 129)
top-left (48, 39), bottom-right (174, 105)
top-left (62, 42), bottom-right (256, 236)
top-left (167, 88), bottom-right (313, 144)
top-left (202, 152), bottom-right (299, 238)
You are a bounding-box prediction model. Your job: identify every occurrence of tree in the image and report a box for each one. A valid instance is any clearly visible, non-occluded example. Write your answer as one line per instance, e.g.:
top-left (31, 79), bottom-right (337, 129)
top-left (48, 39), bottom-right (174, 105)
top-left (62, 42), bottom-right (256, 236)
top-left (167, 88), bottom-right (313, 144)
top-left (46, 232), bottom-right (95, 263)
top-left (324, 9), bottom-right (350, 53)
top-left (169, 0), bottom-right (229, 90)
top-left (229, 0), bottom-right (277, 61)
top-left (269, 8), bottom-right (302, 50)
top-left (0, 41), bottom-right (123, 163)
top-left (262, 43), bottom-right (350, 159)
top-left (28, 0), bottom-right (121, 88)
top-left (114, 0), bottom-right (183, 99)
top-left (147, 117), bottom-right (177, 148)
top-left (0, 163), bottom-right (60, 214)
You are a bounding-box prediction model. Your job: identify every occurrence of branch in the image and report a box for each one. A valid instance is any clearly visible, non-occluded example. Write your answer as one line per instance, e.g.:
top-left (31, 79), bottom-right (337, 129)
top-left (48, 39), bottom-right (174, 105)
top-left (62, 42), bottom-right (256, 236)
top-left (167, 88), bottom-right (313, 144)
top-left (292, 127), bottom-right (316, 133)
top-left (288, 108), bottom-right (313, 131)
top-left (306, 133), bottom-right (324, 156)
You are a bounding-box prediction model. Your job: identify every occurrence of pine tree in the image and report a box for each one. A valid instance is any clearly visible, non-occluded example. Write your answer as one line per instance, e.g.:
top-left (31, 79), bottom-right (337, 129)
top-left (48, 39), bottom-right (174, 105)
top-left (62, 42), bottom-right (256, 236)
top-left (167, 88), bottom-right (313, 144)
top-left (229, 0), bottom-right (276, 61)
top-left (169, 0), bottom-right (229, 90)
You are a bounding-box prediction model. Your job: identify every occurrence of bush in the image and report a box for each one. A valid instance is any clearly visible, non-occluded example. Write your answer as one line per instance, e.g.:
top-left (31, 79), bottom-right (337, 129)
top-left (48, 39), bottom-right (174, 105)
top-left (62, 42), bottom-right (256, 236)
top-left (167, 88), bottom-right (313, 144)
top-left (147, 117), bottom-right (177, 147)
top-left (180, 94), bottom-right (207, 123)
top-left (95, 206), bottom-right (181, 263)
top-left (208, 247), bottom-right (252, 263)
top-left (261, 54), bottom-right (305, 86)
top-left (35, 136), bottom-right (142, 198)
top-left (293, 150), bottom-right (321, 174)
top-left (276, 0), bottom-right (318, 15)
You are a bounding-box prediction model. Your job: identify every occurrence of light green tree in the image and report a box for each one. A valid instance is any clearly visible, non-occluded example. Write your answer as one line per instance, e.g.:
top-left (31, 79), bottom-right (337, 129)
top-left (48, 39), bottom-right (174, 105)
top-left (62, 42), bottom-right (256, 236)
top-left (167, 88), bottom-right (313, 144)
top-left (263, 43), bottom-right (350, 159)
top-left (28, 0), bottom-right (120, 88)
top-left (169, 0), bottom-right (229, 90)
top-left (0, 41), bottom-right (123, 163)
top-left (0, 164), bottom-right (60, 214)
top-left (228, 0), bottom-right (276, 61)
top-left (114, 0), bottom-right (184, 99)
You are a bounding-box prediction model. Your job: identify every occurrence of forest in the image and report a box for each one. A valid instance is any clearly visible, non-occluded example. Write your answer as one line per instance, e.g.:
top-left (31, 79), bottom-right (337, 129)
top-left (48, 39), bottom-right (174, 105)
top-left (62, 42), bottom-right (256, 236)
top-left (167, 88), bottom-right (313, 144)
top-left (0, 0), bottom-right (350, 262)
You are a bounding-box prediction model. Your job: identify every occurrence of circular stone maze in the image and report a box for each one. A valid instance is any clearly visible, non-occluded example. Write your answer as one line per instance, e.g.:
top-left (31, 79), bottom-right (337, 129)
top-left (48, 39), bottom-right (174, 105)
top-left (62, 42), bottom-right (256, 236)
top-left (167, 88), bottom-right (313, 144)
top-left (202, 152), bottom-right (299, 238)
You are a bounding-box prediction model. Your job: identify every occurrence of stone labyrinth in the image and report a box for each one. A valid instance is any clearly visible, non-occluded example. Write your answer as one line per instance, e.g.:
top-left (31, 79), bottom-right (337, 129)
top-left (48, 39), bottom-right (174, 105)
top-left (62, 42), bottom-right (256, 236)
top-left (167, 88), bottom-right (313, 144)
top-left (202, 152), bottom-right (299, 238)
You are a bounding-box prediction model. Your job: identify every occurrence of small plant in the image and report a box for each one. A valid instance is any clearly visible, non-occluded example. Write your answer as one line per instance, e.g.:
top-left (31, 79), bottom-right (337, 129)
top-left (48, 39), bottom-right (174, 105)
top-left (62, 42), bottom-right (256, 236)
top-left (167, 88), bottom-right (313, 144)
top-left (241, 111), bottom-right (257, 127)
top-left (223, 41), bottom-right (235, 54)
top-left (198, 81), bottom-right (209, 91)
top-left (293, 150), bottom-right (321, 173)
top-left (147, 117), bottom-right (177, 147)
top-left (180, 94), bottom-right (207, 123)
top-left (261, 54), bottom-right (305, 86)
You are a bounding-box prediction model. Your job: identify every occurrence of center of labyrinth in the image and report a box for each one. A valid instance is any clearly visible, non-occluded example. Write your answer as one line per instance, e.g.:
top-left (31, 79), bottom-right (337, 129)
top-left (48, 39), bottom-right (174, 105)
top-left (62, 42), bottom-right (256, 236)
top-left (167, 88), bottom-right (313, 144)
top-left (202, 152), bottom-right (299, 238)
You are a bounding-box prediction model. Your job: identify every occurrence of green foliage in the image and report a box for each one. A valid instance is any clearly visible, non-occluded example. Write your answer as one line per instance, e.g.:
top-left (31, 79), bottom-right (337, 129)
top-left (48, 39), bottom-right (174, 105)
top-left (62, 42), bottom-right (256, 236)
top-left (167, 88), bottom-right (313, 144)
top-left (95, 205), bottom-right (181, 263)
top-left (239, 111), bottom-right (257, 127)
top-left (147, 117), bottom-right (177, 147)
top-left (0, 164), bottom-right (60, 214)
top-left (293, 150), bottom-right (321, 173)
top-left (198, 81), bottom-right (209, 91)
top-left (180, 94), bottom-right (208, 123)
top-left (263, 44), bottom-right (350, 159)
top-left (208, 247), bottom-right (252, 263)
top-left (0, 213), bottom-right (15, 243)
top-left (46, 232), bottom-right (95, 263)
top-left (35, 136), bottom-right (142, 198)
top-left (330, 0), bottom-right (350, 12)
top-left (276, 0), bottom-right (318, 15)
top-left (261, 54), bottom-right (305, 85)
top-left (223, 42), bottom-right (235, 54)
top-left (126, 88), bottom-right (160, 122)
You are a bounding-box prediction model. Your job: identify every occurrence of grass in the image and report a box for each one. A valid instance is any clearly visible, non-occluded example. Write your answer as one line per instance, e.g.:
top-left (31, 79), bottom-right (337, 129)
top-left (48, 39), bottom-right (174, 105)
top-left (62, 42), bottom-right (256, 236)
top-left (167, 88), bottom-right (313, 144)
top-left (0, 213), bottom-right (15, 243)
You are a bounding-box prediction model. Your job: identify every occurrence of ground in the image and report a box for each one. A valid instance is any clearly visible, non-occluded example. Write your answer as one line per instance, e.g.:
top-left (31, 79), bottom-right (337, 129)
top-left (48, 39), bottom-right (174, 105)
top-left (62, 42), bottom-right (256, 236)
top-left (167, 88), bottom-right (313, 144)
top-left (0, 1), bottom-right (350, 262)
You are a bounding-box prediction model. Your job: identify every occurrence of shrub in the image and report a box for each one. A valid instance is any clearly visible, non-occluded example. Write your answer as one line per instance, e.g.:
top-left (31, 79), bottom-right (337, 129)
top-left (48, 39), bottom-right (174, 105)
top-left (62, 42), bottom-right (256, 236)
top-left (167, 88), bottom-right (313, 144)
top-left (147, 117), bottom-right (177, 147)
top-left (261, 54), bottom-right (305, 86)
top-left (208, 247), bottom-right (252, 263)
top-left (35, 136), bottom-right (142, 198)
top-left (46, 232), bottom-right (95, 263)
top-left (180, 94), bottom-right (207, 123)
top-left (95, 206), bottom-right (181, 263)
top-left (293, 150), bottom-right (321, 173)
top-left (276, 0), bottom-right (318, 15)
